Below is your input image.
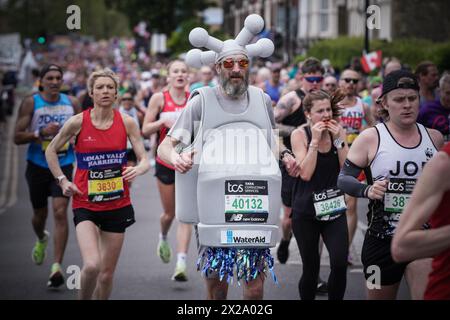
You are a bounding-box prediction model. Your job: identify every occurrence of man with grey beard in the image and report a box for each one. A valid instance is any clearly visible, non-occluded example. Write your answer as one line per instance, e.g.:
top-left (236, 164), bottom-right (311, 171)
top-left (158, 52), bottom-right (299, 299)
top-left (160, 53), bottom-right (277, 155)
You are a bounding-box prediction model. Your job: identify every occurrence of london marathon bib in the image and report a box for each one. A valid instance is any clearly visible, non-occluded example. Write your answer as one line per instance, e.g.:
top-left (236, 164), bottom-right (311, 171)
top-left (313, 188), bottom-right (346, 220)
top-left (224, 180), bottom-right (269, 223)
top-left (384, 178), bottom-right (416, 213)
top-left (88, 167), bottom-right (124, 202)
top-left (41, 138), bottom-right (70, 157)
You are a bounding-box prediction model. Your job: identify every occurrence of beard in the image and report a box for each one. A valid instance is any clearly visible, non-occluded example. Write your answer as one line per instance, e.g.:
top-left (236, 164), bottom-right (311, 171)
top-left (220, 70), bottom-right (249, 98)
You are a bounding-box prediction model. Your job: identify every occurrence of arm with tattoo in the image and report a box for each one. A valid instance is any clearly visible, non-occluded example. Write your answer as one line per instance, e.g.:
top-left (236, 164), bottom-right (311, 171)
top-left (274, 92), bottom-right (298, 122)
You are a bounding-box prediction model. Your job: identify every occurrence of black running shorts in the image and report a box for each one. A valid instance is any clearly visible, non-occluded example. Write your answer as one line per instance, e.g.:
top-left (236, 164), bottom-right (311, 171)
top-left (73, 205), bottom-right (135, 233)
top-left (154, 161), bottom-right (175, 185)
top-left (25, 161), bottom-right (73, 209)
top-left (361, 234), bottom-right (408, 286)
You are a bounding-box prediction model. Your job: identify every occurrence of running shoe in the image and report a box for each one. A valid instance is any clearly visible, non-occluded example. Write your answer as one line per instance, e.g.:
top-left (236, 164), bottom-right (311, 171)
top-left (316, 279), bottom-right (328, 295)
top-left (31, 230), bottom-right (49, 265)
top-left (157, 239), bottom-right (172, 263)
top-left (47, 263), bottom-right (65, 289)
top-left (277, 238), bottom-right (291, 264)
top-left (172, 261), bottom-right (188, 282)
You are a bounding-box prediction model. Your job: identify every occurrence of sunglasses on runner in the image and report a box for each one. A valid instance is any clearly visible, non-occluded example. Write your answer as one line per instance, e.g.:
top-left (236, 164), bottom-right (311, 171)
top-left (221, 58), bottom-right (250, 69)
top-left (343, 78), bottom-right (359, 84)
top-left (304, 76), bottom-right (324, 83)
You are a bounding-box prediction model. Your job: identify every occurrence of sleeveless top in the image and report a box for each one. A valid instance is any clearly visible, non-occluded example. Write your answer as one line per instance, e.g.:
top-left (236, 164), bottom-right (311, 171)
top-left (424, 142), bottom-right (450, 299)
top-left (72, 109), bottom-right (130, 211)
top-left (341, 97), bottom-right (365, 145)
top-left (281, 89), bottom-right (307, 150)
top-left (156, 90), bottom-right (189, 169)
top-left (366, 123), bottom-right (437, 239)
top-left (27, 93), bottom-right (75, 168)
top-left (291, 126), bottom-right (344, 221)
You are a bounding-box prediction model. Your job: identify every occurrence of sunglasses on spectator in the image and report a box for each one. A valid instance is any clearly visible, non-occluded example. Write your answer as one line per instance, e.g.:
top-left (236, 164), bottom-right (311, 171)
top-left (304, 76), bottom-right (324, 83)
top-left (221, 58), bottom-right (250, 69)
top-left (343, 78), bottom-right (359, 84)
top-left (122, 97), bottom-right (133, 101)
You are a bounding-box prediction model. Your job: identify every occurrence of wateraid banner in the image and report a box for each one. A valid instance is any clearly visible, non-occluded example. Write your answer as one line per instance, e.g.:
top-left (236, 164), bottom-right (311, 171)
top-left (0, 33), bottom-right (22, 70)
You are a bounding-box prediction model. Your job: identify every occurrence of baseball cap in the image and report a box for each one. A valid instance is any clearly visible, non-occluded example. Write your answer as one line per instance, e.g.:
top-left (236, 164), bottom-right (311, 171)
top-left (378, 69), bottom-right (419, 99)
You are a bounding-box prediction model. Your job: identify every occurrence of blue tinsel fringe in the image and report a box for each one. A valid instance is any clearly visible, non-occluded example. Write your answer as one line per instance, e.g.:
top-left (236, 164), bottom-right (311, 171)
top-left (196, 247), bottom-right (278, 285)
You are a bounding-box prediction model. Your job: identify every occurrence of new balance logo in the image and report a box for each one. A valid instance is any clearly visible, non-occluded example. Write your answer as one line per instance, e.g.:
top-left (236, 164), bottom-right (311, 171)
top-left (92, 195), bottom-right (103, 202)
top-left (229, 214), bottom-right (243, 222)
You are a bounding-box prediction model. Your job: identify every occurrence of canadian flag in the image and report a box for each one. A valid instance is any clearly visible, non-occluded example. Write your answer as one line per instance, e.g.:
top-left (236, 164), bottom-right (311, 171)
top-left (361, 50), bottom-right (382, 73)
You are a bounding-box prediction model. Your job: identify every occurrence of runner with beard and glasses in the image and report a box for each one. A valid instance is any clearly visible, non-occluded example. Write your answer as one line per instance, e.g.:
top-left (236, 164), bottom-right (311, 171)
top-left (158, 23), bottom-right (298, 298)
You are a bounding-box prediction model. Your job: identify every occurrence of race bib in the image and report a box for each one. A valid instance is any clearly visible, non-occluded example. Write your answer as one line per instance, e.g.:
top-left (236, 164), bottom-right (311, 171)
top-left (313, 188), bottom-right (346, 220)
top-left (41, 139), bottom-right (70, 156)
top-left (88, 167), bottom-right (124, 202)
top-left (384, 178), bottom-right (416, 213)
top-left (224, 180), bottom-right (269, 223)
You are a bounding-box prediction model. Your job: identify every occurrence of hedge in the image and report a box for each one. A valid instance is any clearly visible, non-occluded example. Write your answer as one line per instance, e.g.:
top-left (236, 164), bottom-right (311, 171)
top-left (300, 37), bottom-right (450, 72)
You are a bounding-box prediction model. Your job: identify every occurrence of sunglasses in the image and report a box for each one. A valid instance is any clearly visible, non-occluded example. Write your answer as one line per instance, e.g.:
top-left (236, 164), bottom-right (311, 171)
top-left (343, 78), bottom-right (359, 84)
top-left (221, 58), bottom-right (250, 69)
top-left (324, 83), bottom-right (337, 87)
top-left (305, 76), bottom-right (324, 83)
top-left (122, 97), bottom-right (133, 101)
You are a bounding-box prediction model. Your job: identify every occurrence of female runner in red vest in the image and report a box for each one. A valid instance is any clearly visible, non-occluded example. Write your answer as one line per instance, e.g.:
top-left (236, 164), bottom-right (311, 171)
top-left (45, 68), bottom-right (150, 299)
top-left (142, 60), bottom-right (192, 281)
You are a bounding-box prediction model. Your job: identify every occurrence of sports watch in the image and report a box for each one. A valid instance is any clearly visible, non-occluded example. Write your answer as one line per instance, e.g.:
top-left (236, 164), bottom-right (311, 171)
top-left (333, 137), bottom-right (345, 149)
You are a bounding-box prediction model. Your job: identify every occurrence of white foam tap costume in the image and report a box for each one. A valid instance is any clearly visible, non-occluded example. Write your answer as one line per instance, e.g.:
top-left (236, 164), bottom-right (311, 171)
top-left (178, 14), bottom-right (281, 283)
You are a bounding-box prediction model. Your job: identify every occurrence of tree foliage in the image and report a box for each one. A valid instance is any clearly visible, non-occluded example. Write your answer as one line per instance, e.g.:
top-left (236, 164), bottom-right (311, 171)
top-left (105, 0), bottom-right (214, 35)
top-left (0, 0), bottom-right (131, 39)
top-left (304, 37), bottom-right (450, 72)
top-left (167, 18), bottom-right (229, 57)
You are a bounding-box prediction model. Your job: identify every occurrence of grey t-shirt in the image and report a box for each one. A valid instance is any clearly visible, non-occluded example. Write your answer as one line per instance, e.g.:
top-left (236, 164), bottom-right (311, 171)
top-left (168, 86), bottom-right (275, 147)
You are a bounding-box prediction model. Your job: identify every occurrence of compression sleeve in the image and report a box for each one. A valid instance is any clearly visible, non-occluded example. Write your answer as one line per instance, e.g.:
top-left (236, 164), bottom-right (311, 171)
top-left (337, 159), bottom-right (370, 198)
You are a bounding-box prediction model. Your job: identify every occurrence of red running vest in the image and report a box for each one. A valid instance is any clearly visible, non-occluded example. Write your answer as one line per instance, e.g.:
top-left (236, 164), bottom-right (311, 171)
top-left (424, 142), bottom-right (450, 300)
top-left (73, 109), bottom-right (131, 211)
top-left (155, 90), bottom-right (189, 170)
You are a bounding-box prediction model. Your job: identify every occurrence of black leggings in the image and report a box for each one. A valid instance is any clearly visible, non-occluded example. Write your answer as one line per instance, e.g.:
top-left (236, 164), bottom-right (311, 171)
top-left (292, 213), bottom-right (349, 300)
